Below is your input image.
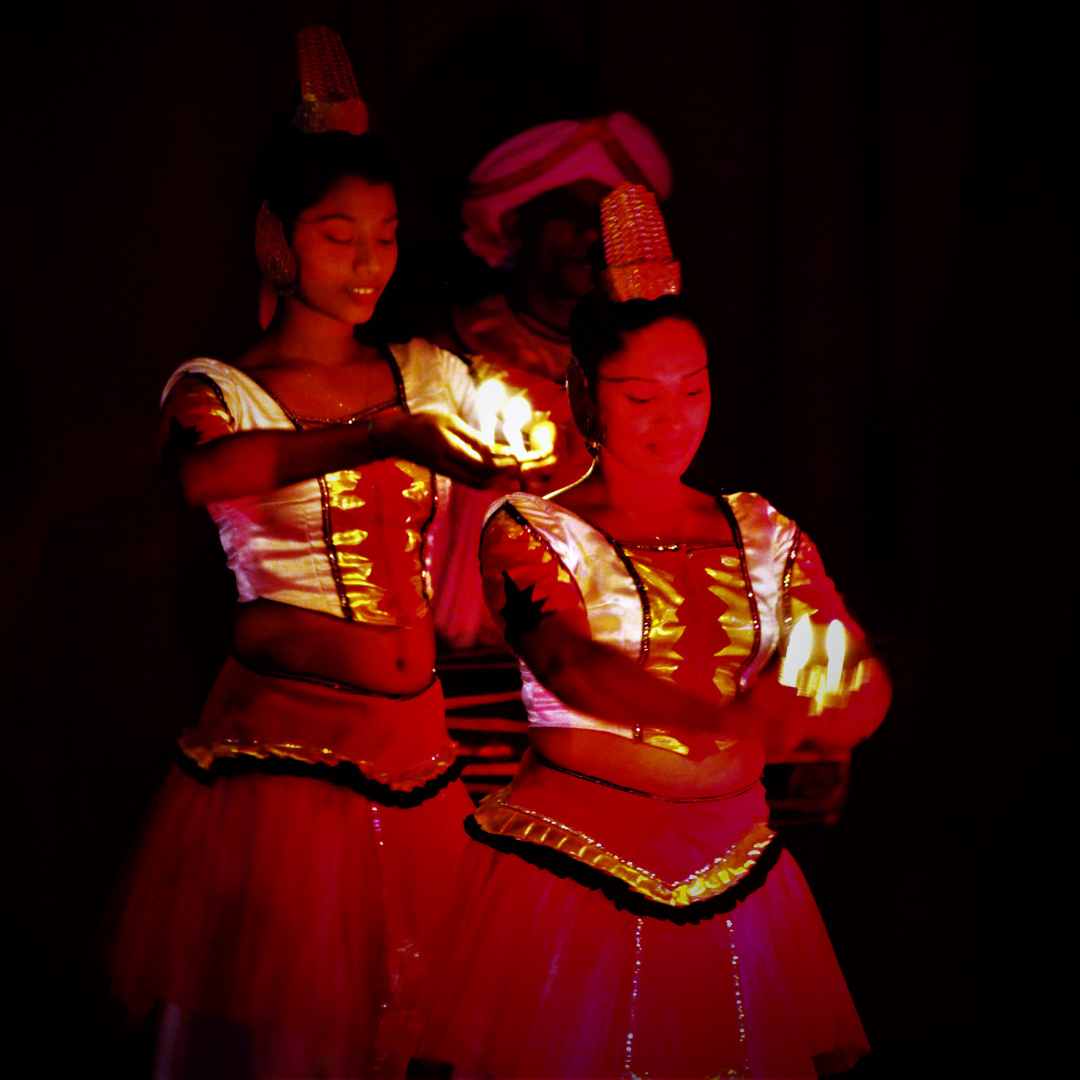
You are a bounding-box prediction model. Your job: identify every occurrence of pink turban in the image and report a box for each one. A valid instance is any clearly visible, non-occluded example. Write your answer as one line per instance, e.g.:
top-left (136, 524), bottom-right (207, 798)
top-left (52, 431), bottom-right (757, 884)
top-left (462, 113), bottom-right (673, 268)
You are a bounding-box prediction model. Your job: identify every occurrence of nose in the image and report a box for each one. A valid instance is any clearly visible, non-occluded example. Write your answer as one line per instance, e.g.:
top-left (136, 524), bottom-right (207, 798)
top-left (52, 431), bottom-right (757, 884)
top-left (579, 211), bottom-right (601, 244)
top-left (352, 237), bottom-right (376, 269)
top-left (653, 391), bottom-right (681, 429)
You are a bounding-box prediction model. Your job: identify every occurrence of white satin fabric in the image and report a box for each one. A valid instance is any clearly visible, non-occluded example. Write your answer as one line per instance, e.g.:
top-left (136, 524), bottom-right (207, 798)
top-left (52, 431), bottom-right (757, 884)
top-left (161, 341), bottom-right (481, 619)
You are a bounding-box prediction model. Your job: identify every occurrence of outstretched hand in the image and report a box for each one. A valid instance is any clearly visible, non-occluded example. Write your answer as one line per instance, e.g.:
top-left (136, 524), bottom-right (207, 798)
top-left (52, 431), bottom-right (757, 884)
top-left (376, 412), bottom-right (521, 488)
top-left (722, 658), bottom-right (891, 760)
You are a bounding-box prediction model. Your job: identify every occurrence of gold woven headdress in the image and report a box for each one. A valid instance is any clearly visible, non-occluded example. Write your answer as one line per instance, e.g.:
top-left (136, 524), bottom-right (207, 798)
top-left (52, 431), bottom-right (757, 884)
top-left (601, 182), bottom-right (681, 302)
top-left (293, 25), bottom-right (369, 135)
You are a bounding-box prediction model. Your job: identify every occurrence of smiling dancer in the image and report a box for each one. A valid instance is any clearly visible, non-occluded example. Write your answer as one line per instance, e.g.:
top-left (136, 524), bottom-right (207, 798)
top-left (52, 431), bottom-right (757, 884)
top-left (416, 184), bottom-right (891, 1078)
top-left (104, 28), bottom-right (529, 1078)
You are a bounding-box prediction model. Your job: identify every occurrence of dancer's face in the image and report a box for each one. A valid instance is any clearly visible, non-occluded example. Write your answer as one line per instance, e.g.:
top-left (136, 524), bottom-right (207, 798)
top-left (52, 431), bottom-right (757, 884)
top-left (290, 175), bottom-right (398, 326)
top-left (595, 318), bottom-right (710, 479)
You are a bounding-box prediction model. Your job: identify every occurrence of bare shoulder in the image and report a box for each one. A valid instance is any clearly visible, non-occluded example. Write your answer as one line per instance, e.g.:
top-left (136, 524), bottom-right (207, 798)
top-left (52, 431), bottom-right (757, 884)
top-left (224, 339), bottom-right (301, 407)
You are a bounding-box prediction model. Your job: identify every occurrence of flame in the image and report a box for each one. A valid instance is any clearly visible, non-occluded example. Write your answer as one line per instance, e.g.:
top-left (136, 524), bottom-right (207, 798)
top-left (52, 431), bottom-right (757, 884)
top-left (501, 395), bottom-right (532, 458)
top-left (780, 613), bottom-right (813, 687)
top-left (476, 379), bottom-right (507, 446)
top-left (825, 620), bottom-right (846, 693)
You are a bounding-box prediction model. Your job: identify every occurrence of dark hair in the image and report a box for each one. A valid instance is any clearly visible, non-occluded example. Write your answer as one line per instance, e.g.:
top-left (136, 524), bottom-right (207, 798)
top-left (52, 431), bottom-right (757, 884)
top-left (569, 291), bottom-right (699, 391)
top-left (253, 128), bottom-right (398, 234)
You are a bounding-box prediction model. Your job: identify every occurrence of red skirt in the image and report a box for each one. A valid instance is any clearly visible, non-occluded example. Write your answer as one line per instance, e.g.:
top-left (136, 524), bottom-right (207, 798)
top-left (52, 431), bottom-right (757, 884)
top-left (417, 754), bottom-right (869, 1078)
top-left (106, 661), bottom-right (474, 1079)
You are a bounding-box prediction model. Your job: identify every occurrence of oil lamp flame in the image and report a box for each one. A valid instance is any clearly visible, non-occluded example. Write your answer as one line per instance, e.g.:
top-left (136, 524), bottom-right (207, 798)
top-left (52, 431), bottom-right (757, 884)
top-left (476, 379), bottom-right (507, 446)
top-left (529, 420), bottom-right (556, 457)
top-left (825, 620), bottom-right (846, 693)
top-left (780, 613), bottom-right (813, 687)
top-left (501, 395), bottom-right (532, 458)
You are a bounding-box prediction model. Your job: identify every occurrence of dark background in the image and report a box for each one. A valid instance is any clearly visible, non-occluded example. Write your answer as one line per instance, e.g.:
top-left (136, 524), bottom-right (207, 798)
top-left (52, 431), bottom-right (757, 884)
top-left (2, 2), bottom-right (1072, 1076)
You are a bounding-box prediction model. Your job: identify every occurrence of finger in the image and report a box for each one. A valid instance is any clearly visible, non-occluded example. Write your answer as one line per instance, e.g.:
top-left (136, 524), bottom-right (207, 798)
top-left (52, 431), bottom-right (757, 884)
top-left (519, 452), bottom-right (557, 475)
top-left (441, 417), bottom-right (493, 454)
top-left (443, 431), bottom-right (487, 464)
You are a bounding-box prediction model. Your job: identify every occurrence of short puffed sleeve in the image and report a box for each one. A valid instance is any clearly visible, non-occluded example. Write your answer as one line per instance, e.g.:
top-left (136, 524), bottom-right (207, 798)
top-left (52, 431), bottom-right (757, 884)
top-left (480, 503), bottom-right (591, 644)
top-left (160, 373), bottom-right (236, 448)
top-left (158, 376), bottom-right (237, 488)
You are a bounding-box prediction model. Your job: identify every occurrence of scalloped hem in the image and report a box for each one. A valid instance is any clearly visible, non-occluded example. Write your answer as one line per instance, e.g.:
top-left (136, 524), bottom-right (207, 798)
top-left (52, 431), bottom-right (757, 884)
top-left (178, 730), bottom-right (459, 792)
top-left (475, 783), bottom-right (775, 907)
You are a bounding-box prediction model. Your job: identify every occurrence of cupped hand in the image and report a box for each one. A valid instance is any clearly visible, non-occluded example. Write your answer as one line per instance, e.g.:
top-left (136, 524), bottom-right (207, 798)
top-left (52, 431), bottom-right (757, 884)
top-left (376, 412), bottom-right (521, 488)
top-left (722, 657), bottom-right (891, 759)
top-left (517, 449), bottom-right (560, 493)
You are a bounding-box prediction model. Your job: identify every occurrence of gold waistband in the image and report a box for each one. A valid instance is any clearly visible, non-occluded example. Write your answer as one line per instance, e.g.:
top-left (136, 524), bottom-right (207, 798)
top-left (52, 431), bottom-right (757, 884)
top-left (473, 755), bottom-right (775, 907)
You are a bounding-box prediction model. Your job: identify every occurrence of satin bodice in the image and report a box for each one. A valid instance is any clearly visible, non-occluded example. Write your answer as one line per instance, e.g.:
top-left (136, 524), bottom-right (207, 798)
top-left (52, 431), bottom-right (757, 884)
top-left (480, 491), bottom-right (859, 739)
top-left (161, 341), bottom-right (481, 625)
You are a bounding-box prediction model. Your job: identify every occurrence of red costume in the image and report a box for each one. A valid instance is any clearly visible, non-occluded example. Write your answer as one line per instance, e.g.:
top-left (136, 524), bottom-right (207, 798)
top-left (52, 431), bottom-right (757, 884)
top-left (416, 492), bottom-right (871, 1078)
top-left (106, 343), bottom-right (479, 1078)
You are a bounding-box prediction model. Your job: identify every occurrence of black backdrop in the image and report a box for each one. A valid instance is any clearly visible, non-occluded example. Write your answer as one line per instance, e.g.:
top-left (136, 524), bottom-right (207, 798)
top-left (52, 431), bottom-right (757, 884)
top-left (2, 2), bottom-right (1071, 1076)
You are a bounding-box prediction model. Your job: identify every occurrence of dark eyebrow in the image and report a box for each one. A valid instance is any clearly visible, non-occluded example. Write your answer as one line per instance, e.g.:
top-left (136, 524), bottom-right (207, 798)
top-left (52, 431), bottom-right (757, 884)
top-left (599, 365), bottom-right (708, 384)
top-left (679, 365), bottom-right (709, 381)
top-left (308, 213), bottom-right (399, 225)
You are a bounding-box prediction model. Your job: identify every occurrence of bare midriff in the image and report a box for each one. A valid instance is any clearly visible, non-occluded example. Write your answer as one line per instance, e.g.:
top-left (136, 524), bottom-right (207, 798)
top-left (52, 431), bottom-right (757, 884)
top-left (529, 727), bottom-right (765, 799)
top-left (232, 597), bottom-right (436, 696)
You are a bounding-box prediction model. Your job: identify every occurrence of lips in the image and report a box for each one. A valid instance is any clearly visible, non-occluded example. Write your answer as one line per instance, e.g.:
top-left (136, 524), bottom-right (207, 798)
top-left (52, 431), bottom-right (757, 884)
top-left (650, 439), bottom-right (696, 458)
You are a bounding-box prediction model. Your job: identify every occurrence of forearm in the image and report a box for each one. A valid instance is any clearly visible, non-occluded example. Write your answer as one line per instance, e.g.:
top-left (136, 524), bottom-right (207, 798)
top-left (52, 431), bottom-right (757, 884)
top-left (525, 628), bottom-right (728, 740)
top-left (174, 407), bottom-right (522, 505)
top-left (176, 423), bottom-right (378, 505)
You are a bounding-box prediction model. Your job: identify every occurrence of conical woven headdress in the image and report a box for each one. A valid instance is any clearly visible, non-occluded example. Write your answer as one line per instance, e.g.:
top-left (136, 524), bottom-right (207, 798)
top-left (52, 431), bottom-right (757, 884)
top-left (601, 182), bottom-right (681, 302)
top-left (293, 25), bottom-right (369, 136)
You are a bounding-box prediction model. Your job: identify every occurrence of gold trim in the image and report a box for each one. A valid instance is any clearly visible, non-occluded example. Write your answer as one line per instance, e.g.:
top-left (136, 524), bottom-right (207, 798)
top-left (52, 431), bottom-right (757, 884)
top-left (178, 730), bottom-right (459, 792)
top-left (473, 786), bottom-right (775, 907)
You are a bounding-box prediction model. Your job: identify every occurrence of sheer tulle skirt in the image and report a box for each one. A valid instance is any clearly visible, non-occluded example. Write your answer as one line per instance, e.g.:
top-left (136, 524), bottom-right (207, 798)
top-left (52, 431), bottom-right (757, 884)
top-left (417, 837), bottom-right (868, 1079)
top-left (106, 763), bottom-right (473, 1078)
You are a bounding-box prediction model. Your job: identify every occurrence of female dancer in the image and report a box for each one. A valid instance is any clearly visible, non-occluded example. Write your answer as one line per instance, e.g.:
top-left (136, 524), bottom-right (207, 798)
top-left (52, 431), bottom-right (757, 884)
top-left (416, 187), bottom-right (890, 1078)
top-left (106, 30), bottom-right (528, 1080)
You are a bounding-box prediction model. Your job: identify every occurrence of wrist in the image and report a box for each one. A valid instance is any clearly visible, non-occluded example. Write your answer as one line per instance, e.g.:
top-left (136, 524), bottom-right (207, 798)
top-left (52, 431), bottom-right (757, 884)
top-left (364, 417), bottom-right (383, 459)
top-left (366, 413), bottom-right (403, 459)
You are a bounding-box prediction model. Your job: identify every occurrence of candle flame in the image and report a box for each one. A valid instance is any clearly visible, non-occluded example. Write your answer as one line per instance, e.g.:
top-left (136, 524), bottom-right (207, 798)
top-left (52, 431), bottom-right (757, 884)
top-left (825, 619), bottom-right (846, 692)
top-left (780, 613), bottom-right (813, 686)
top-left (476, 379), bottom-right (506, 446)
top-left (501, 395), bottom-right (532, 458)
top-left (529, 419), bottom-right (556, 457)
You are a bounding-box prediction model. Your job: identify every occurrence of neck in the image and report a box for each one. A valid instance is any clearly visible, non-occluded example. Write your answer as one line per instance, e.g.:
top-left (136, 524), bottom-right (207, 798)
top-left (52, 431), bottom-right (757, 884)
top-left (591, 453), bottom-right (687, 512)
top-left (271, 297), bottom-right (366, 365)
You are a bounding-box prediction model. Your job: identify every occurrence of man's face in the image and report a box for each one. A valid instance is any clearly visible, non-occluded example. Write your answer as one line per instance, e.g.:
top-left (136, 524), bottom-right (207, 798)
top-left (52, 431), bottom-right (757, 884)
top-left (510, 179), bottom-right (610, 300)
